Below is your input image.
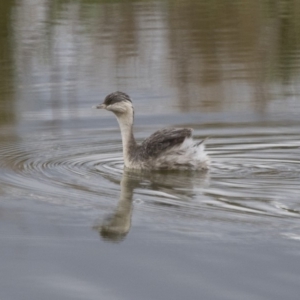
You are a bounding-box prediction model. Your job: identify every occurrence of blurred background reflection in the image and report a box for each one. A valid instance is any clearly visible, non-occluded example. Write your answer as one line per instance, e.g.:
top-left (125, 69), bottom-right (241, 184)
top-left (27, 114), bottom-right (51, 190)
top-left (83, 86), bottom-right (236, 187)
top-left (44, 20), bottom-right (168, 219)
top-left (1, 0), bottom-right (300, 127)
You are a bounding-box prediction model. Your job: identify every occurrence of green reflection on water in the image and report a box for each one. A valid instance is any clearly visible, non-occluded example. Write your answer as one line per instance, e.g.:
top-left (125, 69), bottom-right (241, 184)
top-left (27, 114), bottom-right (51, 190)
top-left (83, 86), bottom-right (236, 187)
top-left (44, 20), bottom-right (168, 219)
top-left (1, 0), bottom-right (300, 122)
top-left (0, 0), bottom-right (15, 125)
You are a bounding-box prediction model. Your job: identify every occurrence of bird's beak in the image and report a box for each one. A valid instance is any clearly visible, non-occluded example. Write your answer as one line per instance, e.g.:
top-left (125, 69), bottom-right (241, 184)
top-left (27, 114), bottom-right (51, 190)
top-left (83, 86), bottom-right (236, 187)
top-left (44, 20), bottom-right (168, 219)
top-left (94, 103), bottom-right (106, 109)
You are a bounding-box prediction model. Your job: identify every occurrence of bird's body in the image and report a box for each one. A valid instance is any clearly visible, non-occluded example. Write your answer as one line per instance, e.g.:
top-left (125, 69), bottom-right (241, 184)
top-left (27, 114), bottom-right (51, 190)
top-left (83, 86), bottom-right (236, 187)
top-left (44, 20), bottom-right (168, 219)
top-left (129, 128), bottom-right (208, 170)
top-left (96, 92), bottom-right (209, 170)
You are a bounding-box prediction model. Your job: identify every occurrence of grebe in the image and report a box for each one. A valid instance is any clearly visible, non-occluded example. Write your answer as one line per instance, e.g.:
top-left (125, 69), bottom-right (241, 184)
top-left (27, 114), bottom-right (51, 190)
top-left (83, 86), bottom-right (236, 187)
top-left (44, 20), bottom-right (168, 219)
top-left (95, 91), bottom-right (209, 170)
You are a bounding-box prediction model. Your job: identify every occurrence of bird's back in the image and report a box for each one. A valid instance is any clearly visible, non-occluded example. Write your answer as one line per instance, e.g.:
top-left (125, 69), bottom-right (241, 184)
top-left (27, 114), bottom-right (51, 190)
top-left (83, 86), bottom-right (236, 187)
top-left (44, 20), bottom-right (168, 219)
top-left (140, 128), bottom-right (192, 158)
top-left (129, 127), bottom-right (209, 170)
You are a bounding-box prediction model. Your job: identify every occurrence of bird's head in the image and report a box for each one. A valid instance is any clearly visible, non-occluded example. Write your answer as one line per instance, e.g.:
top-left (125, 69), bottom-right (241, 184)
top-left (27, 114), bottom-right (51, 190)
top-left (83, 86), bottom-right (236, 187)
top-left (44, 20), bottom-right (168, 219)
top-left (96, 91), bottom-right (133, 115)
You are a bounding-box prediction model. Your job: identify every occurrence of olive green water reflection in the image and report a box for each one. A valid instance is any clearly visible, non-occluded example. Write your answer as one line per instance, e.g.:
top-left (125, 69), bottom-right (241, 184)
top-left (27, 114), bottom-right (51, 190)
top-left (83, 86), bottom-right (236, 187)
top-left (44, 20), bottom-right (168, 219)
top-left (1, 1), bottom-right (300, 300)
top-left (0, 1), bottom-right (15, 124)
top-left (1, 0), bottom-right (300, 123)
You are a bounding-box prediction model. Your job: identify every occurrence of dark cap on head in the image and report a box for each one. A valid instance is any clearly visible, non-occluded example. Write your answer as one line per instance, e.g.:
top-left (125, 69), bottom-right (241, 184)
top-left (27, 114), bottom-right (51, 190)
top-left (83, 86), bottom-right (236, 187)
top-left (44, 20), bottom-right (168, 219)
top-left (104, 91), bottom-right (132, 106)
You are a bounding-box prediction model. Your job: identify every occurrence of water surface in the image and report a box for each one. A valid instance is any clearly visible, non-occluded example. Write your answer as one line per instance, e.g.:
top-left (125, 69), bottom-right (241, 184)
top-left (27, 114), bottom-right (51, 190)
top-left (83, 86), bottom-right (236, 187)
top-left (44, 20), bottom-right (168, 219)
top-left (1, 1), bottom-right (300, 299)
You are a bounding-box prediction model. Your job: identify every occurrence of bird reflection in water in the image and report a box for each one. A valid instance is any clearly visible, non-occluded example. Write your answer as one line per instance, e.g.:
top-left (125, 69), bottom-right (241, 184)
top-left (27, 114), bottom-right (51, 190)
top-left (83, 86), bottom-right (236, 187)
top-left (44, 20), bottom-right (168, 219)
top-left (93, 168), bottom-right (209, 242)
top-left (93, 171), bottom-right (136, 242)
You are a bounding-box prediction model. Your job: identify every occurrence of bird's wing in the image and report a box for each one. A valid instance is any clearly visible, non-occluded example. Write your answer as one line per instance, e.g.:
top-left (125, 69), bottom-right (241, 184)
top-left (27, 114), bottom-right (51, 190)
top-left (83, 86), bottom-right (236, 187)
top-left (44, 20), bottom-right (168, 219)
top-left (140, 127), bottom-right (193, 158)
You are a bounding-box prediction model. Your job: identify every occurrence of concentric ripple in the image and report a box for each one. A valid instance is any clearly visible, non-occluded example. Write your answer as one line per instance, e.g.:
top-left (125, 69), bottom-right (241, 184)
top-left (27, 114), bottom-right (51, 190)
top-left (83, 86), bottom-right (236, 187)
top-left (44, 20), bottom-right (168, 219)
top-left (0, 125), bottom-right (300, 237)
top-left (0, 135), bottom-right (124, 210)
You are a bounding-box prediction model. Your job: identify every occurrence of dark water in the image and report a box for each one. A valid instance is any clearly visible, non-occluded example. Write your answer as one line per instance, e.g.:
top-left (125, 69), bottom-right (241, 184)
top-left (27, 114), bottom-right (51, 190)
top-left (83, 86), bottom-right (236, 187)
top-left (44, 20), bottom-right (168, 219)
top-left (1, 1), bottom-right (300, 299)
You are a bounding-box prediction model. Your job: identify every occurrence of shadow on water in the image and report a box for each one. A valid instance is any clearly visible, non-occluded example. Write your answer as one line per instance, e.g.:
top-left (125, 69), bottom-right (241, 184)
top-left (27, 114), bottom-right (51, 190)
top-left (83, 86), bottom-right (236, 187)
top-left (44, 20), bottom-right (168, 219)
top-left (94, 168), bottom-right (209, 242)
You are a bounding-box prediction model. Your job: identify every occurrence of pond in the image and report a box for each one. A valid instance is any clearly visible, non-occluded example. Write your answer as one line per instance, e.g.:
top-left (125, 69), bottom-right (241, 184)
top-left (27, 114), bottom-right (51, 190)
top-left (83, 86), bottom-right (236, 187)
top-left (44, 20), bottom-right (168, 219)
top-left (1, 1), bottom-right (300, 299)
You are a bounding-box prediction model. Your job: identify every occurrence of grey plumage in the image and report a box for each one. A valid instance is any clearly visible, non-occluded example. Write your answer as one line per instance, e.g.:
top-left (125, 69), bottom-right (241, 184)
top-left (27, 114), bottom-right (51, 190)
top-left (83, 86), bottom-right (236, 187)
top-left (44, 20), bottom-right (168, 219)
top-left (139, 128), bottom-right (193, 159)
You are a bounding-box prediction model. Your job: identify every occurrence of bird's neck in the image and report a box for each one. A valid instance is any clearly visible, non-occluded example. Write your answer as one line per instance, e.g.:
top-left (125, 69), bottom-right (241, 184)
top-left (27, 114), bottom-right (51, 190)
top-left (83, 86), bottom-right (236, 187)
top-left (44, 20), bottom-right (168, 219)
top-left (115, 111), bottom-right (137, 167)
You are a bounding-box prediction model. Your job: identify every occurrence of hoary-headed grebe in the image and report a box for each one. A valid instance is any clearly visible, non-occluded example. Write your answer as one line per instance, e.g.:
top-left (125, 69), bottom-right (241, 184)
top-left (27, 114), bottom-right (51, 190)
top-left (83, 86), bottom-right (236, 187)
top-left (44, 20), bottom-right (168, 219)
top-left (96, 92), bottom-right (209, 170)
